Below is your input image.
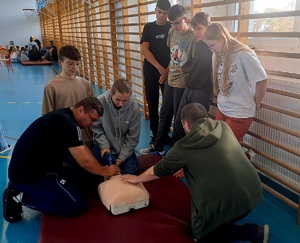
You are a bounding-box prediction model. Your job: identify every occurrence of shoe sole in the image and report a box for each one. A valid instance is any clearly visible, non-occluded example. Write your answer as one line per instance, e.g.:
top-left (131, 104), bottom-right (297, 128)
top-left (263, 224), bottom-right (269, 243)
top-left (140, 150), bottom-right (165, 156)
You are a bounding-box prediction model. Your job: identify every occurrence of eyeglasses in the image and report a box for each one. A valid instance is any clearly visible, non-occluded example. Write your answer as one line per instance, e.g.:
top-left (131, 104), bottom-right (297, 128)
top-left (87, 112), bottom-right (98, 123)
top-left (170, 17), bottom-right (185, 25)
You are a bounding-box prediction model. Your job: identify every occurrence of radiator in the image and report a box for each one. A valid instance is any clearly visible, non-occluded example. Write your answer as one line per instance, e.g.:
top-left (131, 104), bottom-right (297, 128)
top-left (243, 77), bottom-right (300, 189)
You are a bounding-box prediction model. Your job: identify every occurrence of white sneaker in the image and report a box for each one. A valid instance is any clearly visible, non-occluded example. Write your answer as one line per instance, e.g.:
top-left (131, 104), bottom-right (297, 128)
top-left (140, 144), bottom-right (165, 155)
top-left (0, 145), bottom-right (11, 154)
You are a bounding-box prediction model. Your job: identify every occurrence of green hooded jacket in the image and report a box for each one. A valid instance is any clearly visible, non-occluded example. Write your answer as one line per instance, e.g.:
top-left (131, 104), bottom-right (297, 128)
top-left (154, 118), bottom-right (263, 240)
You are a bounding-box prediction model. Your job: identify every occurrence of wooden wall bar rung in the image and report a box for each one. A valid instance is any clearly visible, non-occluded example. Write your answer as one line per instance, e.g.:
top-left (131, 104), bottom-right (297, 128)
top-left (241, 141), bottom-right (300, 180)
top-left (243, 10), bottom-right (300, 19)
top-left (255, 50), bottom-right (300, 59)
top-left (114, 55), bottom-right (141, 63)
top-left (261, 103), bottom-right (300, 119)
top-left (139, 0), bottom-right (156, 6)
top-left (253, 163), bottom-right (300, 194)
top-left (112, 4), bottom-right (139, 11)
top-left (241, 32), bottom-right (300, 38)
top-left (194, 0), bottom-right (252, 8)
top-left (247, 130), bottom-right (300, 159)
top-left (264, 185), bottom-right (299, 226)
top-left (253, 117), bottom-right (300, 139)
top-left (121, 13), bottom-right (139, 18)
top-left (265, 70), bottom-right (300, 80)
top-left (211, 16), bottom-right (239, 21)
top-left (262, 183), bottom-right (298, 212)
top-left (266, 87), bottom-right (300, 100)
top-left (114, 23), bottom-right (141, 27)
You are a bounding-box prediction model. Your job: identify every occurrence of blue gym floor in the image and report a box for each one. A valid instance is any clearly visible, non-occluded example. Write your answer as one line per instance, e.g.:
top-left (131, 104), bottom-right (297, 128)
top-left (0, 63), bottom-right (299, 242)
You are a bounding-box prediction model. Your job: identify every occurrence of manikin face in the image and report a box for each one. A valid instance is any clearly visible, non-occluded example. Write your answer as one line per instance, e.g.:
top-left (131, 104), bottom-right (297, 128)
top-left (111, 91), bottom-right (130, 108)
top-left (193, 23), bottom-right (206, 41)
top-left (170, 16), bottom-right (187, 33)
top-left (203, 38), bottom-right (225, 56)
top-left (155, 7), bottom-right (169, 25)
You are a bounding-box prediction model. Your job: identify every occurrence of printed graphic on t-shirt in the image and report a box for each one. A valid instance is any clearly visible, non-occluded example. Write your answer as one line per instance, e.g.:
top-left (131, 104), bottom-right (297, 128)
top-left (217, 60), bottom-right (233, 97)
top-left (170, 43), bottom-right (187, 75)
top-left (156, 34), bottom-right (166, 39)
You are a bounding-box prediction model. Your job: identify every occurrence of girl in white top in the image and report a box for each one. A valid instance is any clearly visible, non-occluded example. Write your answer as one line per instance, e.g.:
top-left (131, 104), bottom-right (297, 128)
top-left (203, 23), bottom-right (268, 141)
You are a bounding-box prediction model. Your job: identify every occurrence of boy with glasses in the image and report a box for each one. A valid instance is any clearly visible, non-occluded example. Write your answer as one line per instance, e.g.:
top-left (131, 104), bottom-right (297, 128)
top-left (172, 12), bottom-right (213, 143)
top-left (41, 45), bottom-right (95, 147)
top-left (141, 4), bottom-right (197, 154)
top-left (141, 0), bottom-right (171, 149)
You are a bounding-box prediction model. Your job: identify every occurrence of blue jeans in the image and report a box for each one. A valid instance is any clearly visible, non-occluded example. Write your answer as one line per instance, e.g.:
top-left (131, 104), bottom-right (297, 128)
top-left (91, 144), bottom-right (139, 175)
top-left (0, 122), bottom-right (9, 151)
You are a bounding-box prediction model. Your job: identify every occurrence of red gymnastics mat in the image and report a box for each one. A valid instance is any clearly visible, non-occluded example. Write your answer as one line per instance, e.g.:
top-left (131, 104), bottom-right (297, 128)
top-left (21, 60), bottom-right (53, 66)
top-left (39, 176), bottom-right (193, 243)
top-left (39, 154), bottom-right (193, 243)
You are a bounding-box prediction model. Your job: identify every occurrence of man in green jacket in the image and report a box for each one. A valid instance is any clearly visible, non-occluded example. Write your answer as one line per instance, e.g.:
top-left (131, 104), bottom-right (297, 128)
top-left (122, 103), bottom-right (269, 243)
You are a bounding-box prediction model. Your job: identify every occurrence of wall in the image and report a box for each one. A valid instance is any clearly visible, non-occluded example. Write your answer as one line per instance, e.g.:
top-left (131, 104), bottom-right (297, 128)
top-left (0, 0), bottom-right (41, 48)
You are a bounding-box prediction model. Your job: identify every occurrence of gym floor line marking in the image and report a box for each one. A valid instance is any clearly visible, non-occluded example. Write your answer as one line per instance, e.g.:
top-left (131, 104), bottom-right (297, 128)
top-left (4, 102), bottom-right (42, 104)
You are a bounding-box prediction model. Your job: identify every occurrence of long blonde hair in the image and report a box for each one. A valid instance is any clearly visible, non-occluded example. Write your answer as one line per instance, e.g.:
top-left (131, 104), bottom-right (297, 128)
top-left (203, 23), bottom-right (253, 97)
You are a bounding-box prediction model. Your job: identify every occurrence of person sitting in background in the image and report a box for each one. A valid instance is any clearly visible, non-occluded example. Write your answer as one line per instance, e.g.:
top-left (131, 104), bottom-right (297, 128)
top-left (42, 40), bottom-right (58, 61)
top-left (16, 46), bottom-right (21, 58)
top-left (10, 46), bottom-right (20, 63)
top-left (20, 47), bottom-right (29, 61)
top-left (28, 45), bottom-right (42, 61)
top-left (31, 36), bottom-right (42, 50)
top-left (28, 36), bottom-right (39, 52)
top-left (122, 103), bottom-right (269, 243)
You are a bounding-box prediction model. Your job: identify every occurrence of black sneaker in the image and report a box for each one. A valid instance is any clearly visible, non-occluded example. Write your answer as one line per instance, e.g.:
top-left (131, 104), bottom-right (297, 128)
top-left (254, 224), bottom-right (269, 243)
top-left (3, 183), bottom-right (23, 223)
top-left (149, 136), bottom-right (156, 145)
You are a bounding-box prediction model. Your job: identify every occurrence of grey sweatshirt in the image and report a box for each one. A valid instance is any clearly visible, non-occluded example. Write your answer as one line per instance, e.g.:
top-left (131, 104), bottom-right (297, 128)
top-left (92, 90), bottom-right (140, 161)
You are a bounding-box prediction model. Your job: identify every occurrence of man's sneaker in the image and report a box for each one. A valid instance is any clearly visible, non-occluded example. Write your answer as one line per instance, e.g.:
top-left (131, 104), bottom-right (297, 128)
top-left (140, 144), bottom-right (165, 155)
top-left (254, 224), bottom-right (269, 243)
top-left (149, 136), bottom-right (156, 145)
top-left (3, 183), bottom-right (23, 223)
top-left (0, 144), bottom-right (12, 154)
